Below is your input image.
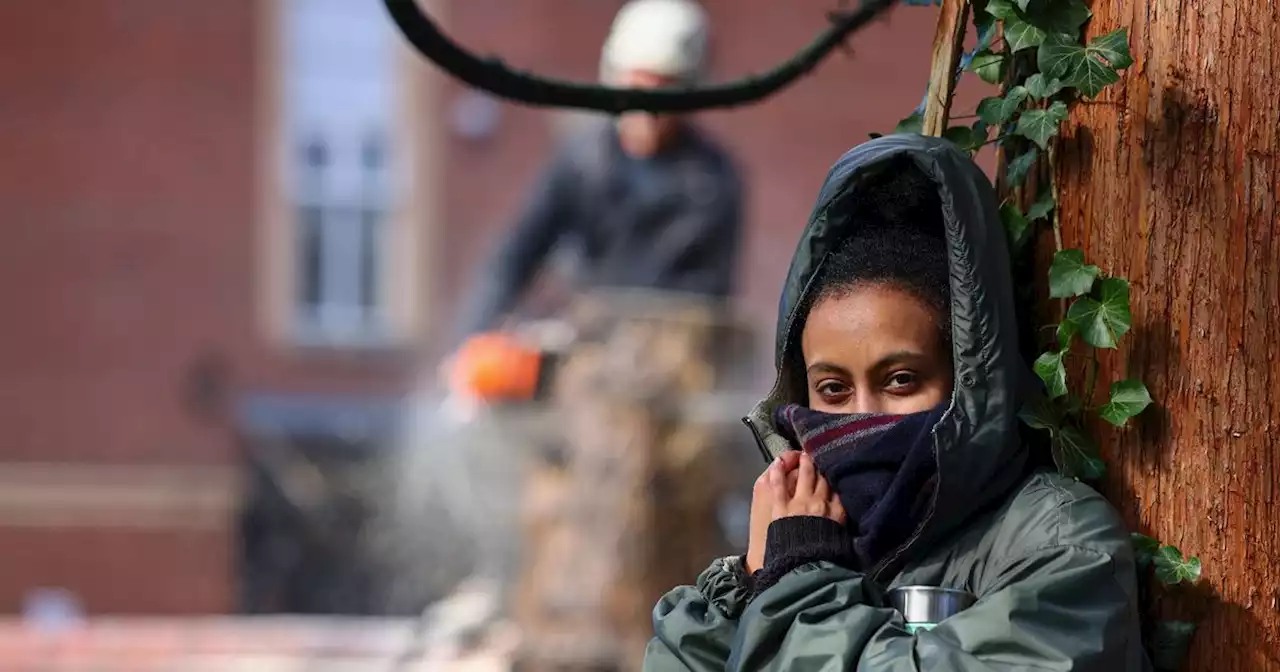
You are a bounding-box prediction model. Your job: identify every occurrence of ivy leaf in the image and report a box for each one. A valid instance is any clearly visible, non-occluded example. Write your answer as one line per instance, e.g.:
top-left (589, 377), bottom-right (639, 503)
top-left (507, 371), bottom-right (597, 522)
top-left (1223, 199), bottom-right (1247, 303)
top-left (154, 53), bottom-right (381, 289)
top-left (895, 111), bottom-right (924, 135)
top-left (1056, 318), bottom-right (1078, 349)
top-left (1053, 424), bottom-right (1106, 480)
top-left (970, 119), bottom-right (992, 146)
top-left (1024, 73), bottom-right (1065, 100)
top-left (1038, 32), bottom-right (1130, 98)
top-left (978, 87), bottom-right (1029, 126)
top-left (1015, 100), bottom-right (1069, 149)
top-left (1131, 533), bottom-right (1161, 569)
top-left (1048, 249), bottom-right (1100, 297)
top-left (984, 0), bottom-right (1019, 20)
top-left (1028, 187), bottom-right (1056, 220)
top-left (943, 122), bottom-right (991, 154)
top-left (1005, 15), bottom-right (1047, 52)
top-left (968, 51), bottom-right (1006, 85)
top-left (943, 125), bottom-right (975, 148)
top-left (1006, 147), bottom-right (1039, 187)
top-left (1019, 396), bottom-right (1061, 434)
top-left (1025, 0), bottom-right (1092, 37)
top-left (1090, 28), bottom-right (1135, 69)
top-left (1033, 350), bottom-right (1068, 400)
top-left (1067, 277), bottom-right (1132, 348)
top-left (1100, 379), bottom-right (1153, 426)
top-left (1154, 545), bottom-right (1202, 585)
top-left (973, 8), bottom-right (998, 50)
top-left (1037, 35), bottom-right (1084, 80)
top-left (1000, 203), bottom-right (1032, 252)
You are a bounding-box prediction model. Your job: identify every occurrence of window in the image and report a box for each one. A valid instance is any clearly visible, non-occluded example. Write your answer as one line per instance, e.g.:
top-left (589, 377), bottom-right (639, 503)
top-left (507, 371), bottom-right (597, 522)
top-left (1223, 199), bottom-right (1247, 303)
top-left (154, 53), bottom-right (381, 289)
top-left (283, 0), bottom-right (396, 345)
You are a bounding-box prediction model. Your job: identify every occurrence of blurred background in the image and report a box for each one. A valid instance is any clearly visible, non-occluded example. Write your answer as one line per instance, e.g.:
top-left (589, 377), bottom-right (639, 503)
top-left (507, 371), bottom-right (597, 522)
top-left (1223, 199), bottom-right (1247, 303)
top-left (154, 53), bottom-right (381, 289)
top-left (0, 0), bottom-right (983, 667)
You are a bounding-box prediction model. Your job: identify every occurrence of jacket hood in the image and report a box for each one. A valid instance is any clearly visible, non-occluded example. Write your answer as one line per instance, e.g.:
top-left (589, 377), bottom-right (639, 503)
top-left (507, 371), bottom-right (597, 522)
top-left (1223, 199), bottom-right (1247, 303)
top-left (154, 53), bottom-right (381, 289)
top-left (744, 134), bottom-right (1031, 575)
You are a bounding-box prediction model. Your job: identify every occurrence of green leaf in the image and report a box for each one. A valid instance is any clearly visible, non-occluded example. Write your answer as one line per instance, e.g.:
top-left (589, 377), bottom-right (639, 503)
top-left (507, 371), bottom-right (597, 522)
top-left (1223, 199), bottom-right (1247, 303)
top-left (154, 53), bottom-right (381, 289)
top-left (1019, 396), bottom-right (1061, 434)
top-left (1033, 350), bottom-right (1068, 400)
top-left (1014, 100), bottom-right (1069, 149)
top-left (973, 8), bottom-right (998, 50)
top-left (1000, 203), bottom-right (1032, 252)
top-left (1056, 318), bottom-right (1078, 349)
top-left (970, 119), bottom-right (991, 147)
top-left (1005, 147), bottom-right (1039, 187)
top-left (1028, 188), bottom-right (1055, 220)
top-left (1012, 0), bottom-right (1034, 11)
top-left (1100, 379), bottom-right (1153, 426)
top-left (1025, 0), bottom-right (1091, 36)
top-left (894, 111), bottom-right (924, 135)
top-left (943, 125), bottom-right (975, 147)
top-left (1090, 28), bottom-right (1134, 69)
top-left (1005, 15), bottom-right (1047, 52)
top-left (978, 87), bottom-right (1029, 126)
top-left (1154, 545), bottom-right (1202, 585)
top-left (1053, 424), bottom-right (1106, 480)
top-left (984, 0), bottom-right (1019, 20)
top-left (1131, 533), bottom-right (1161, 568)
top-left (1024, 73), bottom-right (1065, 100)
top-left (1038, 34), bottom-right (1086, 80)
top-left (1048, 249), bottom-right (1099, 297)
top-left (944, 121), bottom-right (991, 153)
top-left (1038, 31), bottom-right (1130, 98)
top-left (968, 51), bottom-right (1006, 85)
top-left (1068, 53), bottom-right (1122, 98)
top-left (1067, 277), bottom-right (1132, 348)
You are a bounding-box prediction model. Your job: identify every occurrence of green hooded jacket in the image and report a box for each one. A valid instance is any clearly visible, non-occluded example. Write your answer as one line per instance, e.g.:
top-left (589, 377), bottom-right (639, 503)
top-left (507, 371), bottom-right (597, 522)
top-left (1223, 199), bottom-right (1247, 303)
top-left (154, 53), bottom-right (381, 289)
top-left (643, 135), bottom-right (1148, 671)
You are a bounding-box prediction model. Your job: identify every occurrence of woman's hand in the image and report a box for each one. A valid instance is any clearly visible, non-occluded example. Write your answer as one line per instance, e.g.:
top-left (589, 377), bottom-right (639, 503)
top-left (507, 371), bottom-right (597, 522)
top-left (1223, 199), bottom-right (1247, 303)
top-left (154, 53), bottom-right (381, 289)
top-left (744, 452), bottom-right (801, 573)
top-left (769, 451), bottom-right (845, 524)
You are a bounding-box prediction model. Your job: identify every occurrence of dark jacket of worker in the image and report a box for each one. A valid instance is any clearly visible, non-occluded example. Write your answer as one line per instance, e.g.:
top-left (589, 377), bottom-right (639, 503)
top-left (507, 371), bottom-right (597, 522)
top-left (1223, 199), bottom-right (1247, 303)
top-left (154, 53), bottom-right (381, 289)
top-left (456, 121), bottom-right (743, 338)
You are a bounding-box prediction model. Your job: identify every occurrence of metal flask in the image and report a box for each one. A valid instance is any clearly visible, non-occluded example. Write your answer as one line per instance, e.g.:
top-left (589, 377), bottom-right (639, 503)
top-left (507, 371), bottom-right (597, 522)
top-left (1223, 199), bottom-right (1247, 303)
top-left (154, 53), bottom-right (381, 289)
top-left (887, 586), bottom-right (978, 633)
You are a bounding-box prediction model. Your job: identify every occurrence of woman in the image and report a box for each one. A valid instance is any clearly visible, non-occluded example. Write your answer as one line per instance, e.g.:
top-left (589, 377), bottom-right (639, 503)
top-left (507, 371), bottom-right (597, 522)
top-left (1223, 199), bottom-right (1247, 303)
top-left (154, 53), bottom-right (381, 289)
top-left (643, 135), bottom-right (1147, 670)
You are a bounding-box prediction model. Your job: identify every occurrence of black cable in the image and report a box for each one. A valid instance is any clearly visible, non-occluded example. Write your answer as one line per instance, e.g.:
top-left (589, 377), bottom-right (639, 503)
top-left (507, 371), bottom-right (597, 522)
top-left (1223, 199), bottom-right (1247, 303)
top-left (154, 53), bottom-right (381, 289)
top-left (382, 0), bottom-right (900, 113)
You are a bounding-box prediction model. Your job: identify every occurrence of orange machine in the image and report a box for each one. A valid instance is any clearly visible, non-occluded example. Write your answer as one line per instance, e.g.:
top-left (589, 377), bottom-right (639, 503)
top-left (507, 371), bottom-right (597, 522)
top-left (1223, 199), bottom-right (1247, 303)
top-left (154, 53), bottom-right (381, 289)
top-left (447, 332), bottom-right (549, 403)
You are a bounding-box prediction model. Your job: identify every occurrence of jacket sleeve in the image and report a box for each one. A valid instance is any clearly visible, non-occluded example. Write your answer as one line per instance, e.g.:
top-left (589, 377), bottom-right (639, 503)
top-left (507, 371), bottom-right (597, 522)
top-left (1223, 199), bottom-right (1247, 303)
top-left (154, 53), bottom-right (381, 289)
top-left (454, 150), bottom-right (577, 340)
top-left (644, 555), bottom-right (752, 671)
top-left (724, 543), bottom-right (1143, 671)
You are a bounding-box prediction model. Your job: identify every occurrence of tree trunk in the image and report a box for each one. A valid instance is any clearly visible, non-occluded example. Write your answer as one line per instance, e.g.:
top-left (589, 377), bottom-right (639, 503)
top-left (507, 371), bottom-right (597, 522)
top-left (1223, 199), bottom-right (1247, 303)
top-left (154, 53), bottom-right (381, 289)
top-left (1052, 1), bottom-right (1280, 668)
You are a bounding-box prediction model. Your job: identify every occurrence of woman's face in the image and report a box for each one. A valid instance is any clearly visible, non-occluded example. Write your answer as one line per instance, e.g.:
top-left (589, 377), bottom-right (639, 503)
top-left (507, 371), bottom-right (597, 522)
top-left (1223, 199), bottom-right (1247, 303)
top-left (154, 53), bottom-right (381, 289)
top-left (801, 283), bottom-right (953, 415)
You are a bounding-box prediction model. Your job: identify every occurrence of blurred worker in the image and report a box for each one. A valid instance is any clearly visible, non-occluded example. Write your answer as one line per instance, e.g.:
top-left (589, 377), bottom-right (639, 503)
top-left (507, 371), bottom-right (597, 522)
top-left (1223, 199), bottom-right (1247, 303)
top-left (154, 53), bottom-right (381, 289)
top-left (454, 0), bottom-right (744, 342)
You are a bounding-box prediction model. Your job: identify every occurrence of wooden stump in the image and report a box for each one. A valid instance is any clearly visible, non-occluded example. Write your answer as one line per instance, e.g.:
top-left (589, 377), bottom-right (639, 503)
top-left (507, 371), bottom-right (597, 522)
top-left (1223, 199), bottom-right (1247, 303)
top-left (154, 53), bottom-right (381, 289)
top-left (513, 293), bottom-right (751, 671)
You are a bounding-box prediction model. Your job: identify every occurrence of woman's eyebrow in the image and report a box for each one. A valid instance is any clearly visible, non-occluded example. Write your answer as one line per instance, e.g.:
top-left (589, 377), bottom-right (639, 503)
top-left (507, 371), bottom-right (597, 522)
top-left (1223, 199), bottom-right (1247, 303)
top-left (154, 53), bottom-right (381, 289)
top-left (806, 361), bottom-right (850, 376)
top-left (870, 350), bottom-right (927, 370)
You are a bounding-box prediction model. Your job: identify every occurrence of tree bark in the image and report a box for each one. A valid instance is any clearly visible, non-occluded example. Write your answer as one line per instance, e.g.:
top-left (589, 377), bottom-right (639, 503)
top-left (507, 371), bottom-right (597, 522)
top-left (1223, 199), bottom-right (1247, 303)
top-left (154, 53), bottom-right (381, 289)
top-left (1052, 1), bottom-right (1280, 668)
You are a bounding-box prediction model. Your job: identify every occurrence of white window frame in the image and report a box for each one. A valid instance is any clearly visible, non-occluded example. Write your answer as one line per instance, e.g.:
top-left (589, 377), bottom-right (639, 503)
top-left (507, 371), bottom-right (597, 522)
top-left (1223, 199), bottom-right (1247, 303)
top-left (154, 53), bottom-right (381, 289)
top-left (257, 0), bottom-right (442, 350)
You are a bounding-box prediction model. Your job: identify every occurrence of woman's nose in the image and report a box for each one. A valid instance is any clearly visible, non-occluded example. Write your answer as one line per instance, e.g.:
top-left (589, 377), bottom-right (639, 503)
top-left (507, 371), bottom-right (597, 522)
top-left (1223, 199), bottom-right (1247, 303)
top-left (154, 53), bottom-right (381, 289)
top-left (851, 392), bottom-right (885, 415)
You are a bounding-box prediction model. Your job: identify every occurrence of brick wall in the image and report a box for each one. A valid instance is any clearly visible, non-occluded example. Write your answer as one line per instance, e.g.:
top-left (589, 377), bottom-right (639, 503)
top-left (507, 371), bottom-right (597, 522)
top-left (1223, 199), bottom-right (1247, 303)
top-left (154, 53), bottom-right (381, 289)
top-left (0, 0), bottom-right (410, 614)
top-left (0, 0), bottom-right (987, 615)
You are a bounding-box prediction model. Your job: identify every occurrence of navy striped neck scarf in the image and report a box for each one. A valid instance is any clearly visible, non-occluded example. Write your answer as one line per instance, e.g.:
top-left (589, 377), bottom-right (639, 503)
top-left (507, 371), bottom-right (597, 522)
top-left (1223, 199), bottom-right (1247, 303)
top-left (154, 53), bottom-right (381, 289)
top-left (773, 403), bottom-right (947, 571)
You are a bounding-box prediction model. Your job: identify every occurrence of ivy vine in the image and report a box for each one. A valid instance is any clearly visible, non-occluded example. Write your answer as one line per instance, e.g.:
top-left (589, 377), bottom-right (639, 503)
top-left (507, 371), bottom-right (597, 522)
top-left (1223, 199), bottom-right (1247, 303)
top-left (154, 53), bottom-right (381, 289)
top-left (891, 0), bottom-right (1201, 664)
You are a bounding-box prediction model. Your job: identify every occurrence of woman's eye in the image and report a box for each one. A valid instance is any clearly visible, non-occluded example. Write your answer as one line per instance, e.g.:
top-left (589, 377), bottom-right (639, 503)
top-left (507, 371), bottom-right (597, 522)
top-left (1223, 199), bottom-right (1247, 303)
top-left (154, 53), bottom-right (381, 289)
top-left (886, 371), bottom-right (919, 390)
top-left (816, 380), bottom-right (851, 397)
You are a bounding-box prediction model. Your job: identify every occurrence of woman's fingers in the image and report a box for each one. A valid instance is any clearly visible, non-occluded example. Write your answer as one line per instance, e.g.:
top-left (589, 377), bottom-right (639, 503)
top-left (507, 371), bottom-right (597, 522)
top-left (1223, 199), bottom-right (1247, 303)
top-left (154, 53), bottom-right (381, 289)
top-left (828, 491), bottom-right (847, 525)
top-left (767, 458), bottom-right (788, 510)
top-left (796, 451), bottom-right (817, 495)
top-left (814, 472), bottom-right (831, 501)
top-left (778, 450), bottom-right (803, 471)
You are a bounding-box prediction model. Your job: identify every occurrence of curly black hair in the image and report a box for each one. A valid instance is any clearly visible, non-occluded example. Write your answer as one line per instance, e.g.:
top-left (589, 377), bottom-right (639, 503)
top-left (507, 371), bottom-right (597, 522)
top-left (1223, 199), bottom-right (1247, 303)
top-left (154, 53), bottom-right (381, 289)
top-left (801, 160), bottom-right (952, 343)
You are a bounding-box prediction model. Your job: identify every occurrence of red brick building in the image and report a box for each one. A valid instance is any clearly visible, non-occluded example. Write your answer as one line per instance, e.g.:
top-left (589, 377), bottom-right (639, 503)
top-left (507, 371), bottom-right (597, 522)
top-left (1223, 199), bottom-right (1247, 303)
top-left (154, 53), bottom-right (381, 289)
top-left (0, 0), bottom-right (968, 615)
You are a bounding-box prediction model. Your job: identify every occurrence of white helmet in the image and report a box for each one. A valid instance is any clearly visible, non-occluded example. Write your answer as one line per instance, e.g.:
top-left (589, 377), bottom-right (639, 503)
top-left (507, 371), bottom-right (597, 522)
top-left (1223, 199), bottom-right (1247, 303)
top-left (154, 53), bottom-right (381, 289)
top-left (600, 0), bottom-right (710, 86)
